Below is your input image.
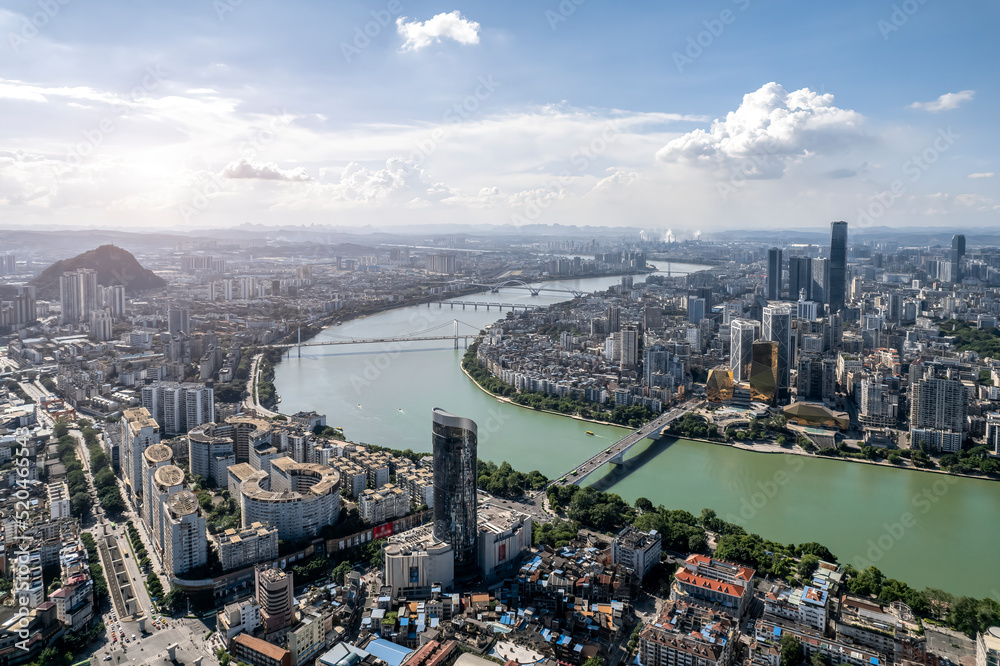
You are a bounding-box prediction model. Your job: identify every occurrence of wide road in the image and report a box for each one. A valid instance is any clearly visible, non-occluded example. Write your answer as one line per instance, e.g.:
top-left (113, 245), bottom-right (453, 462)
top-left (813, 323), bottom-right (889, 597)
top-left (244, 353), bottom-right (279, 417)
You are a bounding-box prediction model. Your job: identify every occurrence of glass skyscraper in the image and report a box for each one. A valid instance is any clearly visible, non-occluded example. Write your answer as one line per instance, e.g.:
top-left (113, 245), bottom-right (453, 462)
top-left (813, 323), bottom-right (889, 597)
top-left (829, 221), bottom-right (848, 313)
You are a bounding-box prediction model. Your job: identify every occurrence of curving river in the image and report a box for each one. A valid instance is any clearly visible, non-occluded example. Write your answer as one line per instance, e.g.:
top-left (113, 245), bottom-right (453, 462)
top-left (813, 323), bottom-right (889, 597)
top-left (273, 261), bottom-right (1000, 597)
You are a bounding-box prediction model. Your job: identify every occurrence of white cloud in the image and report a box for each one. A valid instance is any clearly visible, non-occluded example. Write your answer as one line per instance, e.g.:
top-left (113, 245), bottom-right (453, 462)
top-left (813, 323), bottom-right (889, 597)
top-left (909, 90), bottom-right (975, 112)
top-left (396, 11), bottom-right (480, 52)
top-left (322, 158), bottom-right (457, 203)
top-left (968, 172), bottom-right (994, 179)
top-left (222, 158), bottom-right (311, 181)
top-left (655, 82), bottom-right (865, 178)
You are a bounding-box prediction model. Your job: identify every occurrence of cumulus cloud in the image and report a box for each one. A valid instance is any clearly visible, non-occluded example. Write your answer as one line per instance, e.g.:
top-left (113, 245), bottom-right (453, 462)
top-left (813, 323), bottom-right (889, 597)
top-left (396, 11), bottom-right (480, 52)
top-left (968, 172), bottom-right (994, 179)
top-left (222, 158), bottom-right (311, 181)
top-left (655, 82), bottom-right (865, 178)
top-left (909, 90), bottom-right (975, 112)
top-left (328, 158), bottom-right (457, 203)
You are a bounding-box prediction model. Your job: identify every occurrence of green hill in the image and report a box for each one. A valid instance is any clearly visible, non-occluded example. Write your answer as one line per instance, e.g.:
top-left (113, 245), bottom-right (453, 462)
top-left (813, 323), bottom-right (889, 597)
top-left (29, 244), bottom-right (167, 299)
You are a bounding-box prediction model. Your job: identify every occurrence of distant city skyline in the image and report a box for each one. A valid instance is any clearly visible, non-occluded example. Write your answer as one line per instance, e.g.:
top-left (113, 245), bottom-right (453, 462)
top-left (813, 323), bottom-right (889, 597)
top-left (0, 1), bottom-right (996, 231)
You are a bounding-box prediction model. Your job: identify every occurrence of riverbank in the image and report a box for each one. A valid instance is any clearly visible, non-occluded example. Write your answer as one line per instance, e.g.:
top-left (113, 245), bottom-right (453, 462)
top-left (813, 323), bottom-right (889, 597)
top-left (460, 360), bottom-right (632, 430)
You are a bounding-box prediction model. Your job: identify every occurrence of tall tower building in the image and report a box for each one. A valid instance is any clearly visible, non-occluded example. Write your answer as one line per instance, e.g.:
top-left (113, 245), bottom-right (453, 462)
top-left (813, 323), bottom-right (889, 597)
top-left (58, 269), bottom-right (99, 324)
top-left (432, 408), bottom-right (478, 581)
top-left (606, 305), bottom-right (621, 333)
top-left (788, 256), bottom-right (813, 302)
top-left (620, 326), bottom-right (639, 370)
top-left (829, 221), bottom-right (848, 313)
top-left (256, 566), bottom-right (295, 636)
top-left (750, 341), bottom-right (779, 405)
top-left (687, 296), bottom-right (706, 324)
top-left (951, 234), bottom-right (966, 284)
top-left (730, 319), bottom-right (759, 384)
top-left (762, 305), bottom-right (792, 404)
top-left (766, 248), bottom-right (783, 301)
top-left (168, 307), bottom-right (190, 336)
top-left (811, 258), bottom-right (830, 309)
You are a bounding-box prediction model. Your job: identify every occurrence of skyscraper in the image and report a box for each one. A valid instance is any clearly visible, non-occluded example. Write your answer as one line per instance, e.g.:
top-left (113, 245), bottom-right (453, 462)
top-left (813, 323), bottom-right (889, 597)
top-left (687, 296), bottom-right (706, 324)
top-left (762, 305), bottom-right (792, 404)
top-left (788, 256), bottom-right (813, 301)
top-left (829, 221), bottom-right (848, 313)
top-left (620, 326), bottom-right (638, 369)
top-left (168, 307), bottom-right (190, 336)
top-left (606, 305), bottom-right (621, 333)
top-left (730, 319), bottom-right (759, 384)
top-left (432, 408), bottom-right (478, 580)
top-left (750, 341), bottom-right (779, 405)
top-left (766, 248), bottom-right (782, 300)
top-left (811, 258), bottom-right (829, 309)
top-left (951, 234), bottom-right (966, 284)
top-left (59, 268), bottom-right (99, 324)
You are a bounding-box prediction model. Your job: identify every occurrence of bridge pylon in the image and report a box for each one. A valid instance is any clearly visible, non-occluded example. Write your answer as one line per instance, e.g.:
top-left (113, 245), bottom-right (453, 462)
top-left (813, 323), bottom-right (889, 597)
top-left (453, 319), bottom-right (459, 349)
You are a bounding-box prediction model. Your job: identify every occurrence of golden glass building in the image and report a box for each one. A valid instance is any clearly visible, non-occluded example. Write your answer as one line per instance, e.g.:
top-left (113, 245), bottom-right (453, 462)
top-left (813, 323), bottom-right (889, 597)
top-left (750, 341), bottom-right (779, 404)
top-left (706, 367), bottom-right (734, 402)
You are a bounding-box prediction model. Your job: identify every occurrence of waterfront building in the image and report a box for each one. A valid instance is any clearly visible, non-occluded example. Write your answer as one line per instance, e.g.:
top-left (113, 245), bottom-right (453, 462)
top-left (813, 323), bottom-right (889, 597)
top-left (762, 305), bottom-right (792, 403)
top-left (432, 407), bottom-right (478, 582)
top-left (706, 367), bottom-right (734, 403)
top-left (750, 341), bottom-right (779, 405)
top-left (671, 554), bottom-right (755, 619)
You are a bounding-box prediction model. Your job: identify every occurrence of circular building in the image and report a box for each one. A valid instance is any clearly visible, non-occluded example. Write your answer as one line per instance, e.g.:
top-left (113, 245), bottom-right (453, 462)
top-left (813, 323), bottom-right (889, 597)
top-left (238, 457), bottom-right (341, 541)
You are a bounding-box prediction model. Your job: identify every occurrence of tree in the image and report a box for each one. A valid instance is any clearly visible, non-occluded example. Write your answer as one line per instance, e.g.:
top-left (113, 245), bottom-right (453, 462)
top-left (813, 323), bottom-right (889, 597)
top-left (53, 419), bottom-right (69, 438)
top-left (635, 497), bottom-right (654, 513)
top-left (797, 554), bottom-right (820, 579)
top-left (811, 652), bottom-right (830, 666)
top-left (780, 634), bottom-right (803, 666)
top-left (583, 658), bottom-right (604, 666)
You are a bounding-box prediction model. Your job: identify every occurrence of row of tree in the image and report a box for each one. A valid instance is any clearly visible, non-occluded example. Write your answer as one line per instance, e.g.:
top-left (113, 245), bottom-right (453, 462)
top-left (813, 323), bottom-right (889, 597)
top-left (478, 460), bottom-right (548, 498)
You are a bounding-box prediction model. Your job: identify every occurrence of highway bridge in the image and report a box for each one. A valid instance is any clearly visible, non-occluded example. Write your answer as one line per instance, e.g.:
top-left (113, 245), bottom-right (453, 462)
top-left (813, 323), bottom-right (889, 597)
top-left (470, 279), bottom-right (588, 298)
top-left (552, 399), bottom-right (701, 486)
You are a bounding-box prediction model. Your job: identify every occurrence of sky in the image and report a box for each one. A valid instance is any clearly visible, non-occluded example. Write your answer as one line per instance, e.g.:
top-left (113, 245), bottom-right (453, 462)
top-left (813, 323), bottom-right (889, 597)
top-left (0, 0), bottom-right (997, 234)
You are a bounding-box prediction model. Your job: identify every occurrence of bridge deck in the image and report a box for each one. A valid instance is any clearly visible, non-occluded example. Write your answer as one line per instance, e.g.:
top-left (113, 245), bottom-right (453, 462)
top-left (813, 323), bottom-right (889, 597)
top-left (553, 400), bottom-right (699, 486)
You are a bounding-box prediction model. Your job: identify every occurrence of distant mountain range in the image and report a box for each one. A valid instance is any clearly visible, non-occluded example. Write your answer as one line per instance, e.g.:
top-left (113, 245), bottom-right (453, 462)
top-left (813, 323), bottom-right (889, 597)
top-left (28, 244), bottom-right (166, 300)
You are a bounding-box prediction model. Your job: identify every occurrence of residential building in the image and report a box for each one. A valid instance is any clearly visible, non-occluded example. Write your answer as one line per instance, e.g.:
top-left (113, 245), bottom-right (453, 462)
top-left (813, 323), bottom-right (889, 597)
top-left (231, 633), bottom-right (292, 666)
top-left (256, 566), bottom-right (295, 637)
top-left (217, 522), bottom-right (279, 572)
top-left (639, 600), bottom-right (737, 666)
top-left (671, 554), bottom-right (755, 618)
top-left (612, 526), bottom-right (662, 580)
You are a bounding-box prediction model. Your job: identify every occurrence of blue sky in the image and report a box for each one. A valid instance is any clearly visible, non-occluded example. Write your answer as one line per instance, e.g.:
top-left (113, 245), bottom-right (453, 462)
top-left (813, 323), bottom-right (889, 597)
top-left (0, 0), bottom-right (997, 232)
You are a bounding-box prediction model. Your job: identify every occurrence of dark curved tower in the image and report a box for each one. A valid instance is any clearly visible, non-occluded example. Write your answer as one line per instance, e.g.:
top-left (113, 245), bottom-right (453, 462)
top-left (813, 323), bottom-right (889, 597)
top-left (431, 408), bottom-right (478, 580)
top-left (829, 221), bottom-right (848, 313)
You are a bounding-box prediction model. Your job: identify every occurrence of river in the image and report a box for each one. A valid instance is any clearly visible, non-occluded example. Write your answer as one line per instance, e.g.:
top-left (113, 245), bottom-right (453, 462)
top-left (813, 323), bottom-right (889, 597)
top-left (272, 261), bottom-right (999, 597)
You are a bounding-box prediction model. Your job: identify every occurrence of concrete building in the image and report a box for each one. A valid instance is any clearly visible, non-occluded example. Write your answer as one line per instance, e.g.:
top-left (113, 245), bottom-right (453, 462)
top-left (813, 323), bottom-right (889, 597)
top-left (639, 600), bottom-right (737, 666)
top-left (231, 633), bottom-right (292, 666)
top-left (236, 458), bottom-right (342, 540)
top-left (140, 443), bottom-right (174, 529)
top-left (910, 376), bottom-right (967, 451)
top-left (216, 596), bottom-right (261, 646)
top-left (384, 525), bottom-right (455, 599)
top-left (162, 489), bottom-right (207, 577)
top-left (359, 483), bottom-right (409, 525)
top-left (977, 626), bottom-right (1000, 666)
top-left (477, 504), bottom-right (532, 582)
top-left (59, 268), bottom-right (98, 324)
top-left (789, 256), bottom-right (813, 302)
top-left (612, 526), bottom-right (662, 581)
top-left (122, 406), bottom-right (160, 508)
top-left (431, 408), bottom-right (478, 582)
top-left (671, 554), bottom-right (756, 619)
top-left (763, 583), bottom-right (830, 632)
top-left (46, 481), bottom-right (71, 520)
top-left (256, 566), bottom-right (295, 637)
top-left (217, 522), bottom-right (279, 572)
top-left (141, 382), bottom-right (215, 437)
top-left (187, 422), bottom-right (236, 487)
